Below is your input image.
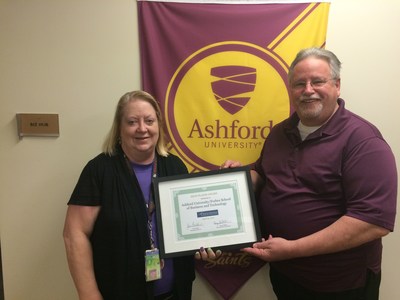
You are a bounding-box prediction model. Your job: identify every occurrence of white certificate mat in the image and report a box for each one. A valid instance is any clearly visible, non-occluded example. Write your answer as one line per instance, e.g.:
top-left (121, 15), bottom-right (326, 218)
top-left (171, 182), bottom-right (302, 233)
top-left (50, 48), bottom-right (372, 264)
top-left (153, 166), bottom-right (261, 258)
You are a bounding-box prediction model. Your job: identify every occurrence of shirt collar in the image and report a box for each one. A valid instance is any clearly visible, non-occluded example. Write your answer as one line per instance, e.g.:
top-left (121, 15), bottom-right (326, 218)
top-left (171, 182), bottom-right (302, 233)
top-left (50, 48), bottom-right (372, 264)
top-left (284, 98), bottom-right (346, 140)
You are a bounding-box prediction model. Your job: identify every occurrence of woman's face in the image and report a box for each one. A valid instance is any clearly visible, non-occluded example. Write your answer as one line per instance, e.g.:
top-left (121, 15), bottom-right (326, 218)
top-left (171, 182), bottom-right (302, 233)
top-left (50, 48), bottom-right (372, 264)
top-left (120, 99), bottom-right (159, 163)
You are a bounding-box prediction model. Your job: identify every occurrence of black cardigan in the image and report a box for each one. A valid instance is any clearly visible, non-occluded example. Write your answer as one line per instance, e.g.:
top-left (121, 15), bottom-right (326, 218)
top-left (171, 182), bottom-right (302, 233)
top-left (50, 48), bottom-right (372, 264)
top-left (69, 147), bottom-right (195, 299)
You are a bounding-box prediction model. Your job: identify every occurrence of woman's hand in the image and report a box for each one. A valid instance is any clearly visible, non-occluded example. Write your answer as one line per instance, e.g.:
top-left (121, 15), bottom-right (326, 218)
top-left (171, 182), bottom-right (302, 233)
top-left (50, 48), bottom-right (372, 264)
top-left (194, 247), bottom-right (222, 260)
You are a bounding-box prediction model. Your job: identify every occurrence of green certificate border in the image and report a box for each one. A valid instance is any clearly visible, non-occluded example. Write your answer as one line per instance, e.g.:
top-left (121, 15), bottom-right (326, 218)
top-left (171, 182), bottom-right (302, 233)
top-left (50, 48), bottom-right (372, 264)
top-left (173, 181), bottom-right (244, 240)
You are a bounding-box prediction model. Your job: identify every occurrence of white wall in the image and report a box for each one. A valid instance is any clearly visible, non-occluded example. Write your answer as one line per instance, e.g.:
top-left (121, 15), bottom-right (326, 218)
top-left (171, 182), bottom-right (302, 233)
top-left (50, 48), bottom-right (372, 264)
top-left (0, 0), bottom-right (399, 299)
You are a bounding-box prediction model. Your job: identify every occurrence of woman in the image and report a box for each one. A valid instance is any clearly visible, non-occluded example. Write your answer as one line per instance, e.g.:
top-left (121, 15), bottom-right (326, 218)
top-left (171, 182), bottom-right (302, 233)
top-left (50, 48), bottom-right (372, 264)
top-left (63, 91), bottom-right (196, 300)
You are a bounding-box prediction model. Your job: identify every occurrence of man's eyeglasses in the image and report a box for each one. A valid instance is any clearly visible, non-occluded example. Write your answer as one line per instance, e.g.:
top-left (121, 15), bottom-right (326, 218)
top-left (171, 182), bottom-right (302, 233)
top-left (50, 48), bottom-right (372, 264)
top-left (291, 78), bottom-right (336, 91)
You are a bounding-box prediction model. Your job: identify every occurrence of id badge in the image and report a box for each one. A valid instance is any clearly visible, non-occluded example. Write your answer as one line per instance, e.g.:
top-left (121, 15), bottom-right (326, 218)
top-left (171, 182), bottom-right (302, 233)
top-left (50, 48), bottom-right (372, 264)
top-left (145, 248), bottom-right (161, 282)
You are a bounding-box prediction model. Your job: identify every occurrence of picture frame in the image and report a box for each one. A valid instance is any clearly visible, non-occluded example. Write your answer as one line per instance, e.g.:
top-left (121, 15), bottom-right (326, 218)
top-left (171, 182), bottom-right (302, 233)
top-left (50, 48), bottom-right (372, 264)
top-left (153, 166), bottom-right (261, 258)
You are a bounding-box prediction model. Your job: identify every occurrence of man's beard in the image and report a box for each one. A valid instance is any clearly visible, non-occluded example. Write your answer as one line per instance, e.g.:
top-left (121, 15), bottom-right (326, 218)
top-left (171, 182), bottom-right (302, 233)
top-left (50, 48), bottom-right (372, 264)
top-left (297, 100), bottom-right (323, 121)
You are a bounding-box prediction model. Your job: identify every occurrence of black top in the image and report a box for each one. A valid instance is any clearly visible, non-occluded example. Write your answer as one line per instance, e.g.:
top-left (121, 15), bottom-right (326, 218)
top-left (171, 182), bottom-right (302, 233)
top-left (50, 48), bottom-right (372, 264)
top-left (68, 146), bottom-right (195, 299)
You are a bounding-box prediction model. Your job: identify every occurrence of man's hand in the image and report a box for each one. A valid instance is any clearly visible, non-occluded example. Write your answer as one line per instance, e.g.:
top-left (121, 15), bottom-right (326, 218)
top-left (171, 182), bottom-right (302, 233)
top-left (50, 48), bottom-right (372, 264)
top-left (220, 160), bottom-right (242, 169)
top-left (242, 235), bottom-right (296, 262)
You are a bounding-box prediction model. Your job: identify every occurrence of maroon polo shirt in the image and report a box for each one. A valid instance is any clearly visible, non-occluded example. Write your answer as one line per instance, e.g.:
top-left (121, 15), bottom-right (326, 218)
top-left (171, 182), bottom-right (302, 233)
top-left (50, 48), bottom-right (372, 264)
top-left (254, 98), bottom-right (397, 292)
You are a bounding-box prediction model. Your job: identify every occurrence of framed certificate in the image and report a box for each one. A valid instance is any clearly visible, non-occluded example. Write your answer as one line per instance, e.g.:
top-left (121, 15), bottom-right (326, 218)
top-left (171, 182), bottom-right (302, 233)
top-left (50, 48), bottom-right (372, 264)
top-left (153, 166), bottom-right (261, 258)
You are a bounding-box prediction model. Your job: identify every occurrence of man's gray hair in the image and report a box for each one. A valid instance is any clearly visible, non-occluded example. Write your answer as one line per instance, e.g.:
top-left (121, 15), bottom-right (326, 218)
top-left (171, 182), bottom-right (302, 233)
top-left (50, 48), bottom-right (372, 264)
top-left (288, 47), bottom-right (342, 83)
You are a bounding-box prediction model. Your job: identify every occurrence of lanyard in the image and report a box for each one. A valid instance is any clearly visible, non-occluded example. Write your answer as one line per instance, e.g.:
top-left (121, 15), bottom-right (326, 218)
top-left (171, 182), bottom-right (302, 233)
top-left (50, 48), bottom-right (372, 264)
top-left (124, 152), bottom-right (158, 249)
top-left (147, 156), bottom-right (157, 249)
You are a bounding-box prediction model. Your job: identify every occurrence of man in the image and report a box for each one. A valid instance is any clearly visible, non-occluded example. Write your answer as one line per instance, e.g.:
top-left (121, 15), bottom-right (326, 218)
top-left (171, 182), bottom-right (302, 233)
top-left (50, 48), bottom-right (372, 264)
top-left (223, 48), bottom-right (397, 299)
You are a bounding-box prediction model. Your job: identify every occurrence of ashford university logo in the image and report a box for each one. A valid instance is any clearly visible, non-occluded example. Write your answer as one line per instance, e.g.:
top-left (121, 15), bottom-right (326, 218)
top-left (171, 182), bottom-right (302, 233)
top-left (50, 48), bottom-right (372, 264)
top-left (211, 65), bottom-right (255, 115)
top-left (165, 41), bottom-right (290, 171)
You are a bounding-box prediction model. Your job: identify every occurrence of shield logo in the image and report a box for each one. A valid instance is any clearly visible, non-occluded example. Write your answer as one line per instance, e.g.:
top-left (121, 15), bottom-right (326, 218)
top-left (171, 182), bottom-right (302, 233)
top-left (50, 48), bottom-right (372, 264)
top-left (211, 65), bottom-right (257, 115)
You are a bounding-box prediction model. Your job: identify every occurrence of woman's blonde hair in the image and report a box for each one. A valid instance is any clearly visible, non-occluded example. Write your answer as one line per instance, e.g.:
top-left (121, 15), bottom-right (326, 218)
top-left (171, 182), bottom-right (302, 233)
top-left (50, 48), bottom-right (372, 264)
top-left (102, 90), bottom-right (169, 157)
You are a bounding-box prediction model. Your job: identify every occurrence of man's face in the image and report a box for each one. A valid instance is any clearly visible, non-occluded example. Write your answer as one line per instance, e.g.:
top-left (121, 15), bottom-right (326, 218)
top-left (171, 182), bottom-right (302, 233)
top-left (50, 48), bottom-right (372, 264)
top-left (289, 57), bottom-right (341, 126)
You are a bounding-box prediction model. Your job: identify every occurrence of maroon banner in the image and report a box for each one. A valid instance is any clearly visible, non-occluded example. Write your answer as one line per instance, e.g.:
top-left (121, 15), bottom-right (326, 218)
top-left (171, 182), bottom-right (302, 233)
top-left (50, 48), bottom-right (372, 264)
top-left (138, 1), bottom-right (329, 298)
top-left (195, 251), bottom-right (266, 299)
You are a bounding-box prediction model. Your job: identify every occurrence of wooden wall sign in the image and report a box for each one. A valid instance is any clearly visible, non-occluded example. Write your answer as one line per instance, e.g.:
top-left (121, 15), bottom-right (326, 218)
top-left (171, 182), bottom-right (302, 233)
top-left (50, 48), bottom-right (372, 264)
top-left (16, 113), bottom-right (59, 138)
